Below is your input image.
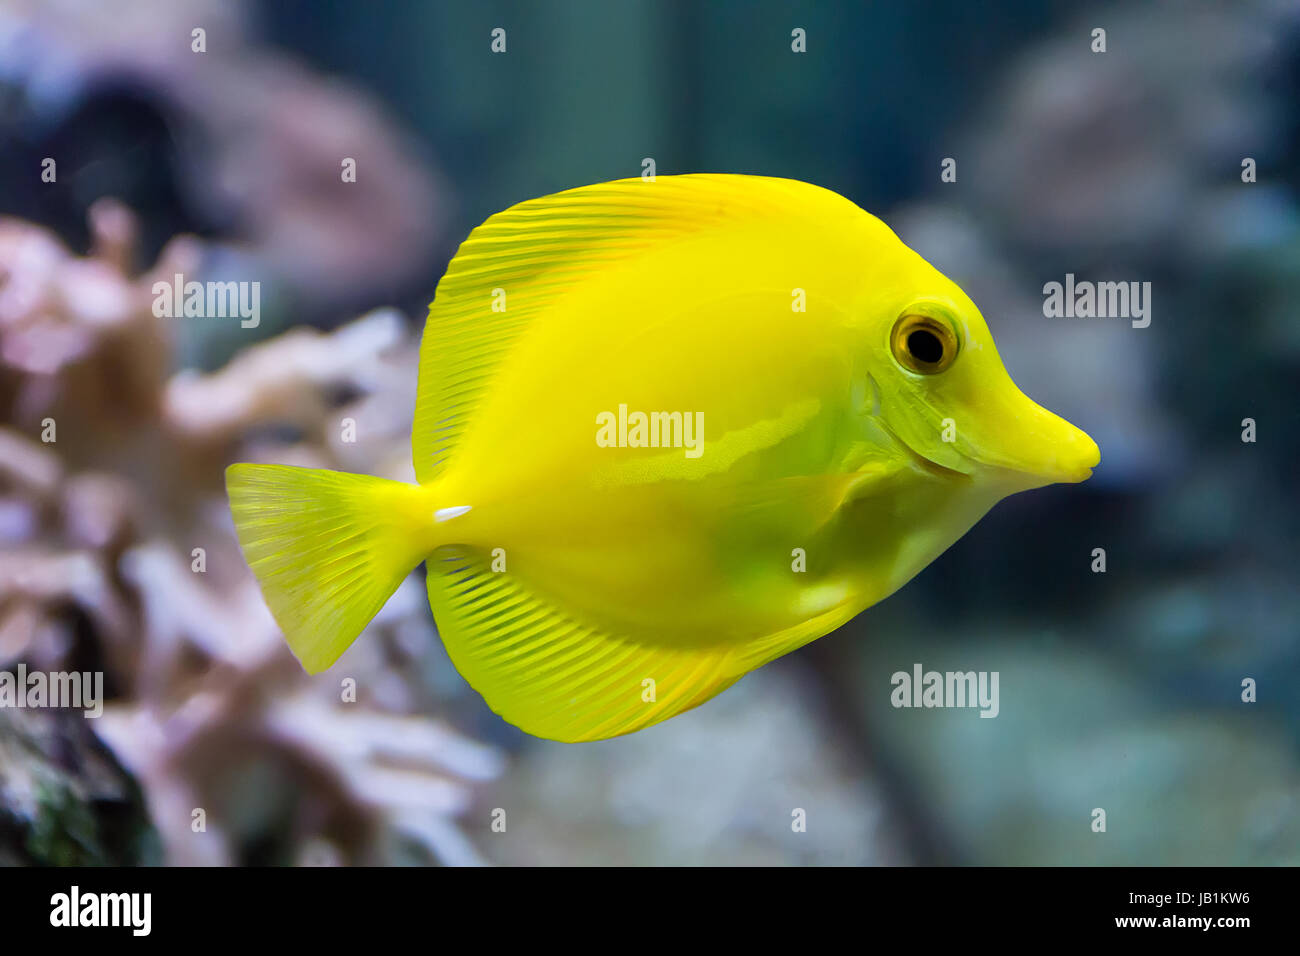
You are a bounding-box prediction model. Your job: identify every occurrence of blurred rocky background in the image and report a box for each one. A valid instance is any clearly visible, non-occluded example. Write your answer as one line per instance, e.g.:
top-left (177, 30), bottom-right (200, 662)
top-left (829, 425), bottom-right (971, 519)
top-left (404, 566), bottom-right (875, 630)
top-left (0, 0), bottom-right (1297, 865)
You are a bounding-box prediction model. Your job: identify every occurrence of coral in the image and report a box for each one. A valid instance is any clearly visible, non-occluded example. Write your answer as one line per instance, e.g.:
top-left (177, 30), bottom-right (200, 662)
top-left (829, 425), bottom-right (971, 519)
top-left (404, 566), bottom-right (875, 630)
top-left (0, 203), bottom-right (502, 865)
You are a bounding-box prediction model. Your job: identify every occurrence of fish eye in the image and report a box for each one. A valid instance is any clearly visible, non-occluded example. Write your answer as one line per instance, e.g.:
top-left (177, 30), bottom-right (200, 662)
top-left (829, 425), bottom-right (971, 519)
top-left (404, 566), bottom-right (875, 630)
top-left (890, 313), bottom-right (959, 374)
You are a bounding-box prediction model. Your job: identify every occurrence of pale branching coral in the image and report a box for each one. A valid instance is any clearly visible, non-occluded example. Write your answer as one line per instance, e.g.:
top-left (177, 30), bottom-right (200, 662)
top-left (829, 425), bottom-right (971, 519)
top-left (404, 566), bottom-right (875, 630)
top-left (0, 203), bottom-right (501, 865)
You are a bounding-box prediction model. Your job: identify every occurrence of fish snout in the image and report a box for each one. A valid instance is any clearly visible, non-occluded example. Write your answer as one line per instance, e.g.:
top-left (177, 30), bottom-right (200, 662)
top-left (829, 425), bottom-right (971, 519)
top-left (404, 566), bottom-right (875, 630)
top-left (1031, 417), bottom-right (1100, 484)
top-left (974, 393), bottom-right (1100, 487)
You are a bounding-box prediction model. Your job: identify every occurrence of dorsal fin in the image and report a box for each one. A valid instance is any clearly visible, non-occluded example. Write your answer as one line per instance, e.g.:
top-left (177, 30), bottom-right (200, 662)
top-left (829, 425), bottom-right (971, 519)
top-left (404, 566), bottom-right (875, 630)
top-left (411, 174), bottom-right (864, 482)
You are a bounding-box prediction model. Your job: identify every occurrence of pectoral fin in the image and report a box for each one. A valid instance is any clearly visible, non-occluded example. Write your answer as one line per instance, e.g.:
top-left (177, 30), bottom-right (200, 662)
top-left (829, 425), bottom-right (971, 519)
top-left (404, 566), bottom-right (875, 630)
top-left (721, 460), bottom-right (904, 533)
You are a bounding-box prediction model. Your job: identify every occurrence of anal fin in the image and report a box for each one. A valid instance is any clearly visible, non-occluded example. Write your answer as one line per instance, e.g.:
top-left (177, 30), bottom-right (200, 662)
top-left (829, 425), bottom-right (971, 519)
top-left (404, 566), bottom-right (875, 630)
top-left (426, 547), bottom-right (742, 743)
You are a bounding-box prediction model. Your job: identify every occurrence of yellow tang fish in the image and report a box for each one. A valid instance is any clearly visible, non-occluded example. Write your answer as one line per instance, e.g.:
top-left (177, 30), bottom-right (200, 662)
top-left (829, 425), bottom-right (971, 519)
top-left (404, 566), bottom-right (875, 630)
top-left (227, 174), bottom-right (1099, 742)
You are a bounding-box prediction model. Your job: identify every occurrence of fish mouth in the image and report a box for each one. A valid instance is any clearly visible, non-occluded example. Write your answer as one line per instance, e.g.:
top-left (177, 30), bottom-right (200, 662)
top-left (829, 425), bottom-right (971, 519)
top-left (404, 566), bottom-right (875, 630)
top-left (968, 405), bottom-right (1101, 487)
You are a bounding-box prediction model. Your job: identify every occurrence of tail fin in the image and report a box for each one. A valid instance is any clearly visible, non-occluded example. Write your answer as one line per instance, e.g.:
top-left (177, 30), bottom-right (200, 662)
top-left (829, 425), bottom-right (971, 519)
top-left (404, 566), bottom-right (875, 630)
top-left (226, 463), bottom-right (433, 673)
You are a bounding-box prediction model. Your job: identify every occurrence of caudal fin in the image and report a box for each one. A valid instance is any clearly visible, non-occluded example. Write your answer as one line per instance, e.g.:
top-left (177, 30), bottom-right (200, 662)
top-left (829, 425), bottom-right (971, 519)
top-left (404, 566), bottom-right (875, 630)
top-left (226, 463), bottom-right (432, 672)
